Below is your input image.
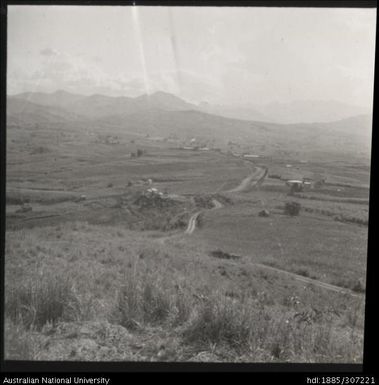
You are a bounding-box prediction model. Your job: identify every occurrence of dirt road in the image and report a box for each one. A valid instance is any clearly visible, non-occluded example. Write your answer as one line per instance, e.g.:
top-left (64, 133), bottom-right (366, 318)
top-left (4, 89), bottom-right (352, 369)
top-left (185, 212), bottom-right (202, 234)
top-left (185, 198), bottom-right (223, 235)
top-left (252, 262), bottom-right (363, 298)
top-left (226, 166), bottom-right (267, 193)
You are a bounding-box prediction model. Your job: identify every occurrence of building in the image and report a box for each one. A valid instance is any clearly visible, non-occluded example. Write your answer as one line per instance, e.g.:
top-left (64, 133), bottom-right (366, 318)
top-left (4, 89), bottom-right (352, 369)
top-left (286, 179), bottom-right (304, 192)
top-left (243, 154), bottom-right (260, 158)
top-left (286, 178), bottom-right (313, 192)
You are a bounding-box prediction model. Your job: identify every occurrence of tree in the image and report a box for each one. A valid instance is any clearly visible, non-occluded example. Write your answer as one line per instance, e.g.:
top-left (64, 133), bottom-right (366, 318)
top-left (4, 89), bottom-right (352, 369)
top-left (284, 202), bottom-right (301, 216)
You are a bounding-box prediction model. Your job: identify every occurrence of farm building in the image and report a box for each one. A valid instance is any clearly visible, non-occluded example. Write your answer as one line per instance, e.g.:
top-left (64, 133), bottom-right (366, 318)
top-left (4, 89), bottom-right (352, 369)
top-left (286, 178), bottom-right (313, 192)
top-left (286, 179), bottom-right (304, 192)
top-left (243, 154), bottom-right (260, 158)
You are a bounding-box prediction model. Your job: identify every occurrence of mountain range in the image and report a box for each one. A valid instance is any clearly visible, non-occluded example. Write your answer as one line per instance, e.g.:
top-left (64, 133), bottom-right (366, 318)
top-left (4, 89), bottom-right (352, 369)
top-left (200, 100), bottom-right (370, 124)
top-left (7, 90), bottom-right (373, 161)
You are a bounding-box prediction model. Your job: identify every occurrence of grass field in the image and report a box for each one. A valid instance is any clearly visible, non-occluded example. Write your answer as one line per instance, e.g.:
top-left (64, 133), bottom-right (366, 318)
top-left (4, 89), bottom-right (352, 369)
top-left (4, 118), bottom-right (370, 362)
top-left (5, 222), bottom-right (364, 362)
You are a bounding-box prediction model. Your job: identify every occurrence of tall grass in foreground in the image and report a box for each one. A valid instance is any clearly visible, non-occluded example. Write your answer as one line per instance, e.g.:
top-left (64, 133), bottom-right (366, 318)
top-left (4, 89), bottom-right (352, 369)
top-left (5, 272), bottom-right (80, 330)
top-left (112, 269), bottom-right (192, 329)
top-left (4, 318), bottom-right (43, 360)
top-left (111, 266), bottom-right (362, 362)
top-left (5, 232), bottom-right (364, 362)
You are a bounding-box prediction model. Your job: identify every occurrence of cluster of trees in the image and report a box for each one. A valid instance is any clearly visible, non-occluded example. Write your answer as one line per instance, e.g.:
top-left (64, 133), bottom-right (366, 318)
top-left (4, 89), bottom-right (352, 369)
top-left (130, 149), bottom-right (144, 158)
top-left (284, 202), bottom-right (301, 216)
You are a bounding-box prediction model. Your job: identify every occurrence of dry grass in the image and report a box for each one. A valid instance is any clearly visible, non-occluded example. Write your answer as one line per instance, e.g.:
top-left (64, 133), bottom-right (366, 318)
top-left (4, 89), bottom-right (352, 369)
top-left (196, 199), bottom-right (368, 287)
top-left (4, 222), bottom-right (365, 362)
top-left (6, 272), bottom-right (81, 330)
top-left (4, 318), bottom-right (45, 360)
top-left (113, 270), bottom-right (172, 329)
top-left (181, 293), bottom-right (362, 362)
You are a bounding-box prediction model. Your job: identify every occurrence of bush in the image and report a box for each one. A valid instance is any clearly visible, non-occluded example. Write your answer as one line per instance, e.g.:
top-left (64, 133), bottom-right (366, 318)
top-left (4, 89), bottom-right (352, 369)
top-left (182, 297), bottom-right (253, 349)
top-left (352, 280), bottom-right (365, 293)
top-left (4, 318), bottom-right (42, 360)
top-left (333, 277), bottom-right (366, 294)
top-left (114, 271), bottom-right (179, 329)
top-left (295, 268), bottom-right (310, 277)
top-left (5, 273), bottom-right (80, 330)
top-left (196, 213), bottom-right (204, 228)
top-left (210, 249), bottom-right (241, 260)
top-left (284, 202), bottom-right (301, 216)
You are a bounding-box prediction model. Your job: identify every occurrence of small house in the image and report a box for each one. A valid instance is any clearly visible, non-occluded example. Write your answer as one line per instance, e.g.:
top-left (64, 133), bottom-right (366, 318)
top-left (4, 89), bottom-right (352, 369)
top-left (286, 179), bottom-right (304, 192)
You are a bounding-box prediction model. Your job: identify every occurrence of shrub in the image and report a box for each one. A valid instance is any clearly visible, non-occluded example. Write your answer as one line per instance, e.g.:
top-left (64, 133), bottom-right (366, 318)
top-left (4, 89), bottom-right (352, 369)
top-left (182, 297), bottom-right (252, 349)
top-left (210, 249), bottom-right (241, 260)
top-left (196, 213), bottom-right (204, 228)
top-left (5, 272), bottom-right (80, 330)
top-left (4, 318), bottom-right (42, 360)
top-left (334, 278), bottom-right (366, 293)
top-left (142, 281), bottom-right (171, 323)
top-left (352, 280), bottom-right (365, 293)
top-left (114, 271), bottom-right (178, 329)
top-left (295, 268), bottom-right (310, 277)
top-left (115, 276), bottom-right (142, 330)
top-left (284, 202), bottom-right (301, 216)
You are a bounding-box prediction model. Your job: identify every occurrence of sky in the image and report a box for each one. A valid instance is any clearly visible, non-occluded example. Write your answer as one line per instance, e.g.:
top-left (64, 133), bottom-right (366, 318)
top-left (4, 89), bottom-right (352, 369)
top-left (7, 5), bottom-right (377, 108)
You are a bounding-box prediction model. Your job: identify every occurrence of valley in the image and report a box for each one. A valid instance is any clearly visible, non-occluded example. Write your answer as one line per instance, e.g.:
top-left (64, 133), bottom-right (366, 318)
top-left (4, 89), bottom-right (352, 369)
top-left (4, 90), bottom-right (371, 363)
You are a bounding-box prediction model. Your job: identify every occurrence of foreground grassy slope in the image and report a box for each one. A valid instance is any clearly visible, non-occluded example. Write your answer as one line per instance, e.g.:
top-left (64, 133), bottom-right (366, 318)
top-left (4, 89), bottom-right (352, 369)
top-left (5, 222), bottom-right (364, 362)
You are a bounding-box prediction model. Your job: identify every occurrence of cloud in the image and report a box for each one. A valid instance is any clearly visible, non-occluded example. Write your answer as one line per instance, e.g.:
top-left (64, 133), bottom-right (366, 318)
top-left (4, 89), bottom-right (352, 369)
top-left (40, 48), bottom-right (59, 57)
top-left (9, 49), bottom-right (148, 97)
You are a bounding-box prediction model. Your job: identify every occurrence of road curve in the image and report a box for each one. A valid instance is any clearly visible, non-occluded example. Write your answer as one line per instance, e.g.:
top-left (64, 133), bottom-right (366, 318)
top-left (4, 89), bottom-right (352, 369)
top-left (185, 198), bottom-right (223, 235)
top-left (185, 211), bottom-right (201, 234)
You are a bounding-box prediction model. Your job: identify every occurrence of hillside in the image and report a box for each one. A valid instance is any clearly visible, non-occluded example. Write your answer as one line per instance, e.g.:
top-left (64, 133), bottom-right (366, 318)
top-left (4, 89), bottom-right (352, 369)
top-left (6, 98), bottom-right (85, 126)
top-left (7, 91), bottom-right (373, 162)
top-left (9, 90), bottom-right (198, 119)
top-left (200, 100), bottom-right (371, 124)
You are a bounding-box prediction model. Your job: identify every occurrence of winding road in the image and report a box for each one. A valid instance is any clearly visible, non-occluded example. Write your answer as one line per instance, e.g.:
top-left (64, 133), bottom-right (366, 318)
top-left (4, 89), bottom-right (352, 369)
top-left (185, 212), bottom-right (202, 234)
top-left (185, 198), bottom-right (223, 235)
top-left (179, 165), bottom-right (363, 298)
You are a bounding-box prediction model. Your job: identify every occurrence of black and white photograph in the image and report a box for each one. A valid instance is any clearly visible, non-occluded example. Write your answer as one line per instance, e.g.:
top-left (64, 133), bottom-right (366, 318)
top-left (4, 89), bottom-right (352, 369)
top-left (3, 3), bottom-right (377, 365)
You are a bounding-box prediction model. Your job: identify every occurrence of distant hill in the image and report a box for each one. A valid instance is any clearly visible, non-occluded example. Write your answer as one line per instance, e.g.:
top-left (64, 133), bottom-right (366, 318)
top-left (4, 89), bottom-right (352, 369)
top-left (6, 98), bottom-right (84, 126)
top-left (257, 100), bottom-right (370, 124)
top-left (11, 90), bottom-right (85, 109)
top-left (95, 108), bottom-right (271, 142)
top-left (9, 90), bottom-right (198, 119)
top-left (198, 102), bottom-right (268, 122)
top-left (10, 89), bottom-right (370, 124)
top-left (7, 90), bottom-right (373, 161)
top-left (198, 99), bottom-right (370, 124)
